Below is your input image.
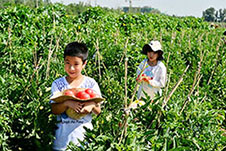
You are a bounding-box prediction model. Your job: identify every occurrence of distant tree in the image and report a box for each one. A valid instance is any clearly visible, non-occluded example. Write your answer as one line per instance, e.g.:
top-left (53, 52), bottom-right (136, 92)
top-left (0, 0), bottom-right (50, 8)
top-left (0, 0), bottom-right (18, 8)
top-left (14, 0), bottom-right (24, 4)
top-left (123, 6), bottom-right (160, 14)
top-left (141, 6), bottom-right (160, 14)
top-left (66, 2), bottom-right (88, 15)
top-left (218, 9), bottom-right (226, 22)
top-left (203, 7), bottom-right (226, 22)
top-left (203, 7), bottom-right (216, 22)
top-left (0, 0), bottom-right (10, 8)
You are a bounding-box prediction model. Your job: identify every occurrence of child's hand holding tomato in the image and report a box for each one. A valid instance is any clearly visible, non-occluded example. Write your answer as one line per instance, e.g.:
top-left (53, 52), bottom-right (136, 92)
top-left (136, 73), bottom-right (153, 84)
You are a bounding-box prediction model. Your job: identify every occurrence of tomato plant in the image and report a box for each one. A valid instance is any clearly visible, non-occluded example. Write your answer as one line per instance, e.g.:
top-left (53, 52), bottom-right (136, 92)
top-left (0, 3), bottom-right (225, 151)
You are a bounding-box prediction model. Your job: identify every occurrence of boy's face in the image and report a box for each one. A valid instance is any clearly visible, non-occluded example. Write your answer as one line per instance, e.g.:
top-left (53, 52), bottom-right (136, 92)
top-left (64, 56), bottom-right (86, 79)
top-left (147, 51), bottom-right (159, 62)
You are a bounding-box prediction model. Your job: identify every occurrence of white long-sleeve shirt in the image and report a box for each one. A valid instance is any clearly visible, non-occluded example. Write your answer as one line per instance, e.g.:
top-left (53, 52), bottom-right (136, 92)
top-left (137, 59), bottom-right (167, 100)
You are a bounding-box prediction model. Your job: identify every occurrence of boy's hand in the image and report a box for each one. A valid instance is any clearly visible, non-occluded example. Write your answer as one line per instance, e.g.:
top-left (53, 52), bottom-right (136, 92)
top-left (64, 100), bottom-right (83, 113)
top-left (80, 101), bottom-right (96, 114)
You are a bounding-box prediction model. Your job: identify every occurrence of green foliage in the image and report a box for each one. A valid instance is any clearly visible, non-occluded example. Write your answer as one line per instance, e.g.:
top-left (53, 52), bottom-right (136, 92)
top-left (0, 4), bottom-right (226, 151)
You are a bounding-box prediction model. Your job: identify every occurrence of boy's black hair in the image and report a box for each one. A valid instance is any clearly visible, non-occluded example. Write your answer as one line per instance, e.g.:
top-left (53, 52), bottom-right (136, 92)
top-left (223, 30), bottom-right (226, 36)
top-left (141, 45), bottom-right (164, 60)
top-left (64, 42), bottom-right (88, 63)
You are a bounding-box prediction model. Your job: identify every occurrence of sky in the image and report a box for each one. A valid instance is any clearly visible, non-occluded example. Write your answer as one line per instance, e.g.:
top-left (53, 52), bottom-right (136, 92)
top-left (51, 0), bottom-right (226, 17)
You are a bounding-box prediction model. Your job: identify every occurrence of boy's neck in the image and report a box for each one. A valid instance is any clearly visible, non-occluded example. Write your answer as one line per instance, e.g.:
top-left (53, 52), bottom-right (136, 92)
top-left (66, 74), bottom-right (84, 84)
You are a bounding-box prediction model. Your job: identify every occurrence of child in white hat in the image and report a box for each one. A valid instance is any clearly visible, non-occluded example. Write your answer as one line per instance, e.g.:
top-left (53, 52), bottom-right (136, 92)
top-left (136, 40), bottom-right (167, 101)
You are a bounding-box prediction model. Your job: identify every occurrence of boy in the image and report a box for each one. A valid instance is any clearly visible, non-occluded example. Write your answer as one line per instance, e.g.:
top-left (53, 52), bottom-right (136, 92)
top-left (50, 42), bottom-right (101, 150)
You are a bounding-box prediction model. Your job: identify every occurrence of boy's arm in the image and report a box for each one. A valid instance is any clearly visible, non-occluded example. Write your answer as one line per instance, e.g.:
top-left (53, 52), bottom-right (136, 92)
top-left (80, 101), bottom-right (101, 115)
top-left (51, 100), bottom-right (83, 115)
top-left (92, 103), bottom-right (101, 115)
top-left (51, 102), bottom-right (67, 115)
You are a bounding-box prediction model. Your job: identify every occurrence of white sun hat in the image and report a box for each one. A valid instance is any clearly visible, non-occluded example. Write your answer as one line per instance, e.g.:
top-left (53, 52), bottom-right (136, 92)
top-left (143, 40), bottom-right (162, 52)
top-left (142, 40), bottom-right (164, 60)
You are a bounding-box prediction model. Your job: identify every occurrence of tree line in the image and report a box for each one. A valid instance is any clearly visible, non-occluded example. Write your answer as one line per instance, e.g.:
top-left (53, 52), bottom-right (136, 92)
top-left (203, 7), bottom-right (226, 22)
top-left (0, 0), bottom-right (225, 22)
top-left (0, 0), bottom-right (50, 8)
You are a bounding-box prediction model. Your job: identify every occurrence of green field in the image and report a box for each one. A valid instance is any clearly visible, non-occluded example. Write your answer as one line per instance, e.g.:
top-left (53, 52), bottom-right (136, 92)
top-left (0, 4), bottom-right (226, 151)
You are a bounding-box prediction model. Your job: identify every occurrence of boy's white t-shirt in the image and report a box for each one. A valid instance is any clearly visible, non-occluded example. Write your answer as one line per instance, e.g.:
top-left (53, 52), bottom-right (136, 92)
top-left (50, 75), bottom-right (101, 150)
top-left (137, 59), bottom-right (167, 100)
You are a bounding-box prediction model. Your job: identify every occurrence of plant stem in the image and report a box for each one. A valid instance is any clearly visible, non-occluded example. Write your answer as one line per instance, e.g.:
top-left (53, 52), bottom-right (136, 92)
top-left (162, 52), bottom-right (171, 103)
top-left (20, 58), bottom-right (45, 102)
top-left (200, 40), bottom-right (221, 103)
top-left (162, 65), bottom-right (190, 108)
top-left (94, 39), bottom-right (101, 79)
top-left (124, 38), bottom-right (129, 108)
top-left (119, 38), bottom-right (129, 144)
top-left (46, 31), bottom-right (62, 79)
top-left (45, 35), bottom-right (53, 79)
top-left (180, 35), bottom-right (206, 114)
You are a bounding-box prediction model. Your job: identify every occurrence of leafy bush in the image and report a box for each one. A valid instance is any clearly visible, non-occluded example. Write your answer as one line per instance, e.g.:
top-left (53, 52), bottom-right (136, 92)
top-left (0, 4), bottom-right (225, 151)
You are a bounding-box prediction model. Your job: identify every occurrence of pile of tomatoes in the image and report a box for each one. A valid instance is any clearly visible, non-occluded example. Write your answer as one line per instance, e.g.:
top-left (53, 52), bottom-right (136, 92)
top-left (63, 88), bottom-right (99, 100)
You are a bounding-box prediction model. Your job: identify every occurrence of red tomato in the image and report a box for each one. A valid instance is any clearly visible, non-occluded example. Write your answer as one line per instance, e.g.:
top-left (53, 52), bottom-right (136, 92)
top-left (84, 88), bottom-right (100, 98)
top-left (143, 78), bottom-right (148, 82)
top-left (76, 91), bottom-right (90, 99)
top-left (64, 90), bottom-right (75, 97)
top-left (89, 93), bottom-right (99, 98)
top-left (85, 88), bottom-right (94, 95)
top-left (136, 75), bottom-right (140, 81)
top-left (142, 73), bottom-right (146, 76)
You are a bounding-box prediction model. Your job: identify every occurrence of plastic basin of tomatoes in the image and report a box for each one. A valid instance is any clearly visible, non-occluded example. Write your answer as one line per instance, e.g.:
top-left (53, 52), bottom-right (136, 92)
top-left (63, 88), bottom-right (100, 99)
top-left (50, 88), bottom-right (104, 120)
top-left (50, 88), bottom-right (104, 103)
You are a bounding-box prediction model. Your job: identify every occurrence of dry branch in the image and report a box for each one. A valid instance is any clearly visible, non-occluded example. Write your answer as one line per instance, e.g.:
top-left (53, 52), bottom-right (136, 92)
top-left (162, 65), bottom-right (190, 108)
